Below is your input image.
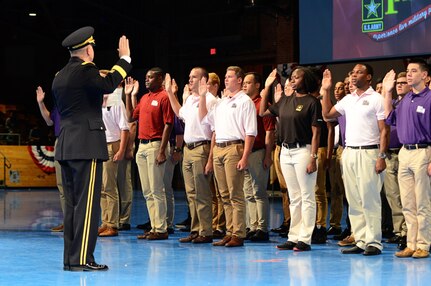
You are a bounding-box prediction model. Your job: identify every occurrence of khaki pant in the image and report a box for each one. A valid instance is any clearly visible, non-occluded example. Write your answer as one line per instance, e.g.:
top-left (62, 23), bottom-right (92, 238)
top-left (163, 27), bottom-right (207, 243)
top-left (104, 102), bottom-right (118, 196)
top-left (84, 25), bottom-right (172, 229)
top-left (342, 147), bottom-right (384, 250)
top-left (117, 158), bottom-right (133, 225)
top-left (213, 143), bottom-right (246, 238)
top-left (183, 144), bottom-right (213, 236)
top-left (315, 147), bottom-right (328, 227)
top-left (398, 147), bottom-right (431, 251)
top-left (244, 149), bottom-right (270, 232)
top-left (328, 146), bottom-right (344, 228)
top-left (101, 141), bottom-right (120, 228)
top-left (211, 176), bottom-right (226, 231)
top-left (274, 145), bottom-right (291, 225)
top-left (163, 149), bottom-right (179, 229)
top-left (136, 141), bottom-right (168, 233)
top-left (383, 152), bottom-right (407, 236)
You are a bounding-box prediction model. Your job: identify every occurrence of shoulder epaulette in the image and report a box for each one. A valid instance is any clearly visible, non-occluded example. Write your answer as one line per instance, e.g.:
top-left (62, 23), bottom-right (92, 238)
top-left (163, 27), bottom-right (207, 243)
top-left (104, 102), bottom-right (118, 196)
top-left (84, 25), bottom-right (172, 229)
top-left (81, 61), bottom-right (95, 66)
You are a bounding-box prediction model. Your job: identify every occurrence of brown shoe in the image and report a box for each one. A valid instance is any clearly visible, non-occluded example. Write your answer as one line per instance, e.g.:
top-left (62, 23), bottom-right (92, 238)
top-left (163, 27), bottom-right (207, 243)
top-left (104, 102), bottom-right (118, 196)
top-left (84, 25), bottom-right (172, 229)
top-left (395, 247), bottom-right (415, 258)
top-left (179, 232), bottom-right (199, 243)
top-left (137, 231), bottom-right (153, 240)
top-left (192, 235), bottom-right (213, 244)
top-left (213, 235), bottom-right (232, 246)
top-left (98, 225), bottom-right (108, 235)
top-left (51, 224), bottom-right (64, 232)
top-left (146, 232), bottom-right (169, 240)
top-left (338, 235), bottom-right (356, 247)
top-left (225, 236), bottom-right (244, 247)
top-left (412, 249), bottom-right (429, 259)
top-left (99, 227), bottom-right (118, 237)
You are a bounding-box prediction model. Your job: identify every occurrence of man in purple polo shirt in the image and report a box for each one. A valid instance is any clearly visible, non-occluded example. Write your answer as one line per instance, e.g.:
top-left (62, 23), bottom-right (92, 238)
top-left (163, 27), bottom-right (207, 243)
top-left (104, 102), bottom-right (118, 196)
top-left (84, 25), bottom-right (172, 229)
top-left (383, 58), bottom-right (431, 259)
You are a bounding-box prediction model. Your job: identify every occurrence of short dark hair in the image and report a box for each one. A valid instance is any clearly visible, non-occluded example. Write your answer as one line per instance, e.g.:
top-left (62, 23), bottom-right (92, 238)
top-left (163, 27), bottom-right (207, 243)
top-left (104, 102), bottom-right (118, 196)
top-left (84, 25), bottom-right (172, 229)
top-left (149, 67), bottom-right (165, 79)
top-left (408, 58), bottom-right (430, 75)
top-left (245, 72), bottom-right (262, 87)
top-left (358, 63), bottom-right (374, 78)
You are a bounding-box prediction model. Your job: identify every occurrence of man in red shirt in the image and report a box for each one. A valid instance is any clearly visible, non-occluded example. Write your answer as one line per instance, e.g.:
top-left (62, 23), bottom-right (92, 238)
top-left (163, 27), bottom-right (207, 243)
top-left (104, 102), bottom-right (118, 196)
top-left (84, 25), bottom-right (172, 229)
top-left (125, 67), bottom-right (174, 240)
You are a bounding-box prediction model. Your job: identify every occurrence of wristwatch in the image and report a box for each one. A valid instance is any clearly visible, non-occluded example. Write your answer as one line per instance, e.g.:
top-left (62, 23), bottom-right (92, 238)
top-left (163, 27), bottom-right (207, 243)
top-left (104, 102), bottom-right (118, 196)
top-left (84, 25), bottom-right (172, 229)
top-left (378, 152), bottom-right (387, 159)
top-left (310, 153), bottom-right (318, 159)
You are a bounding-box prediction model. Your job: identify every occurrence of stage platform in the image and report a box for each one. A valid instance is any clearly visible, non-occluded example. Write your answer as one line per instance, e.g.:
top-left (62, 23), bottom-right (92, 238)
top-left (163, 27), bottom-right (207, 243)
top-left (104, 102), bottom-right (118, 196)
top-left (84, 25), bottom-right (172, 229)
top-left (0, 188), bottom-right (429, 285)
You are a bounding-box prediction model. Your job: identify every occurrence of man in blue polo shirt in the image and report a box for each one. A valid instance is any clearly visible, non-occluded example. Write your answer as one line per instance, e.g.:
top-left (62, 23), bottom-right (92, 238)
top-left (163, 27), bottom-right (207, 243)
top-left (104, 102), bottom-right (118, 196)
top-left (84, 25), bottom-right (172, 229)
top-left (382, 58), bottom-right (431, 259)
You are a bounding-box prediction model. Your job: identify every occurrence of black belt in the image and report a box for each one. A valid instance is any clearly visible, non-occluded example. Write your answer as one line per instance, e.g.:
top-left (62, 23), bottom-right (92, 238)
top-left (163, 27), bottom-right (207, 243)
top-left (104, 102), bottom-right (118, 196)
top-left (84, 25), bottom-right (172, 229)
top-left (252, 147), bottom-right (265, 152)
top-left (216, 140), bottom-right (244, 148)
top-left (186, 140), bottom-right (211, 150)
top-left (403, 143), bottom-right (430, 150)
top-left (140, 138), bottom-right (161, 144)
top-left (347, 144), bottom-right (379, 150)
top-left (388, 148), bottom-right (401, 154)
top-left (282, 142), bottom-right (306, 149)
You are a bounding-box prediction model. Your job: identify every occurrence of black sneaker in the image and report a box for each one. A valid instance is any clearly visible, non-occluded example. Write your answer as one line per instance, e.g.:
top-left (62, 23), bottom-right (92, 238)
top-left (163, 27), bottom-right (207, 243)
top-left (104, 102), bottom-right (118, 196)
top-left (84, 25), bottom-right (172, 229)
top-left (249, 230), bottom-right (269, 242)
top-left (311, 226), bottom-right (327, 244)
top-left (327, 226), bottom-right (342, 236)
top-left (293, 241), bottom-right (311, 251)
top-left (276, 241), bottom-right (297, 250)
top-left (334, 228), bottom-right (350, 241)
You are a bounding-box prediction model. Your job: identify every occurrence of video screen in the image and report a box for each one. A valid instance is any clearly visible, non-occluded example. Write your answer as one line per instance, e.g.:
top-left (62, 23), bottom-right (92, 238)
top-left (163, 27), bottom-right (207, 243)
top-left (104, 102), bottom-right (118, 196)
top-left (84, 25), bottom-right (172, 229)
top-left (299, 0), bottom-right (431, 64)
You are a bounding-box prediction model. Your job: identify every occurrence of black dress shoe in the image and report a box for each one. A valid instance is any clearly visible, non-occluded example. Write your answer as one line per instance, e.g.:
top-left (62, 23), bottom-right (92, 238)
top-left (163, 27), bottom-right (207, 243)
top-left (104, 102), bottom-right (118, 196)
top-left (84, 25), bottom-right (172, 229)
top-left (249, 230), bottom-right (269, 242)
top-left (167, 227), bottom-right (175, 234)
top-left (68, 262), bottom-right (109, 271)
top-left (334, 228), bottom-right (351, 241)
top-left (293, 241), bottom-right (311, 252)
top-left (118, 223), bottom-right (131, 231)
top-left (397, 236), bottom-right (407, 250)
top-left (276, 241), bottom-right (296, 250)
top-left (271, 223), bottom-right (289, 233)
top-left (363, 245), bottom-right (382, 256)
top-left (387, 235), bottom-right (401, 244)
top-left (245, 230), bottom-right (256, 240)
top-left (327, 226), bottom-right (342, 236)
top-left (137, 221), bottom-right (151, 231)
top-left (341, 246), bottom-right (364, 254)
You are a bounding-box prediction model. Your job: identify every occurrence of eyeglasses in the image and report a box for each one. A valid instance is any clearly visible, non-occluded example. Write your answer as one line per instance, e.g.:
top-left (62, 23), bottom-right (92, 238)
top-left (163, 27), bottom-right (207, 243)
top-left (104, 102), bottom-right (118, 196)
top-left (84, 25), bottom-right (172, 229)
top-left (396, 81), bottom-right (408, 85)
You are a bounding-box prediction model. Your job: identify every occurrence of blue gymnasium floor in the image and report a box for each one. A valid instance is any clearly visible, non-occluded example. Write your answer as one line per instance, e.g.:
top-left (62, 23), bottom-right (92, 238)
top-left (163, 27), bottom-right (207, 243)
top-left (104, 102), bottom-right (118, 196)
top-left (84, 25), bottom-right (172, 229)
top-left (0, 188), bottom-right (430, 286)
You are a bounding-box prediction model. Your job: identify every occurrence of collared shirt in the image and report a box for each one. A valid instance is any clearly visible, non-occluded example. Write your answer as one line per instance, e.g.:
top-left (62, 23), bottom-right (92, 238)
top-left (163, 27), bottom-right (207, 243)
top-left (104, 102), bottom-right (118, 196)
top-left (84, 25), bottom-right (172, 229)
top-left (132, 88), bottom-right (174, 140)
top-left (102, 101), bottom-right (129, 143)
top-left (206, 90), bottom-right (257, 142)
top-left (252, 96), bottom-right (276, 149)
top-left (179, 92), bottom-right (217, 144)
top-left (386, 86), bottom-right (431, 144)
top-left (335, 87), bottom-right (384, 146)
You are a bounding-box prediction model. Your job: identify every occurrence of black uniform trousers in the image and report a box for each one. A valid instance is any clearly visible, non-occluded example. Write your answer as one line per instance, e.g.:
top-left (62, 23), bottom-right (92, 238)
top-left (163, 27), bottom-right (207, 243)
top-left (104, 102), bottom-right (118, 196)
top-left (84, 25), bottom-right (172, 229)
top-left (60, 159), bottom-right (103, 267)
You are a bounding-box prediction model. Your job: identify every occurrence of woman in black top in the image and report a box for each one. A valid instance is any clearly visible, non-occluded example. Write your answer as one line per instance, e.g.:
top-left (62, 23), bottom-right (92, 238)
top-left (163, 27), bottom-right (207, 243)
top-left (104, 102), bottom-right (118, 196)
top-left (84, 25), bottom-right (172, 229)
top-left (260, 67), bottom-right (322, 251)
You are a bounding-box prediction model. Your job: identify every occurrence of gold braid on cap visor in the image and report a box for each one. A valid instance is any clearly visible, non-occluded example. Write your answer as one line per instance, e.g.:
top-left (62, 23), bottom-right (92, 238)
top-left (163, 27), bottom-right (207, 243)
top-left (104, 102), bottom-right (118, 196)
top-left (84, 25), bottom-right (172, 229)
top-left (71, 36), bottom-right (96, 50)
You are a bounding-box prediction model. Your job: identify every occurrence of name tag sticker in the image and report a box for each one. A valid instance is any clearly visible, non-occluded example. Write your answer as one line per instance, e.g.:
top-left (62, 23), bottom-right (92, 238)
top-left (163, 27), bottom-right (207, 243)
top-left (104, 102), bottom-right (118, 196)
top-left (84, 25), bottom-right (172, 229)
top-left (151, 100), bottom-right (158, 107)
top-left (416, 105), bottom-right (425, 114)
top-left (362, 100), bottom-right (369, 106)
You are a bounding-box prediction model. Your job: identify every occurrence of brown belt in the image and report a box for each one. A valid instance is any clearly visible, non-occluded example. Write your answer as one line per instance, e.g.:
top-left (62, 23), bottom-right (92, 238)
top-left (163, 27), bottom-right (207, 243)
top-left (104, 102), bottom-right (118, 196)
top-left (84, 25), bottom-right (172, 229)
top-left (185, 140), bottom-right (211, 150)
top-left (215, 140), bottom-right (244, 148)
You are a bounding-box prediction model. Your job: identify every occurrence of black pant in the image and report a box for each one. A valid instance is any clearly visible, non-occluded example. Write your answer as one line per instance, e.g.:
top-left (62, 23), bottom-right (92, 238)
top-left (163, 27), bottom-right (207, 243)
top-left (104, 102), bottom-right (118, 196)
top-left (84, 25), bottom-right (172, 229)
top-left (60, 159), bottom-right (103, 267)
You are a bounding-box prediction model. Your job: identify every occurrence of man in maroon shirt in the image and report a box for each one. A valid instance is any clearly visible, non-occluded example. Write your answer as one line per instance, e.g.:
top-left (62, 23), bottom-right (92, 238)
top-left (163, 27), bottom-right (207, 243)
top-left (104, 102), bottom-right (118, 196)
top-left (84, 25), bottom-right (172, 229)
top-left (125, 67), bottom-right (174, 240)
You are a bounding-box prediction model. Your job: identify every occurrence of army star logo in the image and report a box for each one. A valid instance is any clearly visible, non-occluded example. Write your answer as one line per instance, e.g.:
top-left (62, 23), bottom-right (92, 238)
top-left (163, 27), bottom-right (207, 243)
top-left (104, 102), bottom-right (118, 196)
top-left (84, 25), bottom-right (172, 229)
top-left (365, 0), bottom-right (381, 19)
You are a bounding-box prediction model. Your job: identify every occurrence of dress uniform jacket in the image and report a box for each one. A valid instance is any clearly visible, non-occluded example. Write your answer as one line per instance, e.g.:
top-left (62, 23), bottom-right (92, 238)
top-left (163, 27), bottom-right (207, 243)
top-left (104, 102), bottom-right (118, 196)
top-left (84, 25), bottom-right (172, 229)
top-left (52, 57), bottom-right (132, 160)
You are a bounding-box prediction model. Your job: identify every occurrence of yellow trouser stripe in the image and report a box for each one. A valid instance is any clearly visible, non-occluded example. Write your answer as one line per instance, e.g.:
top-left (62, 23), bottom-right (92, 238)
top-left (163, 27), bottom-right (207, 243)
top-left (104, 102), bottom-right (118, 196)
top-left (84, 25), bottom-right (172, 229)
top-left (111, 65), bottom-right (127, 78)
top-left (80, 160), bottom-right (96, 265)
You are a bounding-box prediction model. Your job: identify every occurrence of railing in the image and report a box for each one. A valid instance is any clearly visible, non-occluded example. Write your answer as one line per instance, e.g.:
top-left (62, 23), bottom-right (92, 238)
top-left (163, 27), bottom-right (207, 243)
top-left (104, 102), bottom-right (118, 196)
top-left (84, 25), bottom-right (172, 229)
top-left (0, 133), bottom-right (21, 145)
top-left (0, 150), bottom-right (11, 189)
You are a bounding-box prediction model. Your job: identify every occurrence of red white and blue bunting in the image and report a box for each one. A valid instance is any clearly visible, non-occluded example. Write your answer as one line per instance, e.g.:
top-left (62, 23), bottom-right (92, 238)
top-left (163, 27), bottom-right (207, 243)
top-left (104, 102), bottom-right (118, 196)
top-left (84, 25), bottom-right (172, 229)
top-left (27, 145), bottom-right (55, 174)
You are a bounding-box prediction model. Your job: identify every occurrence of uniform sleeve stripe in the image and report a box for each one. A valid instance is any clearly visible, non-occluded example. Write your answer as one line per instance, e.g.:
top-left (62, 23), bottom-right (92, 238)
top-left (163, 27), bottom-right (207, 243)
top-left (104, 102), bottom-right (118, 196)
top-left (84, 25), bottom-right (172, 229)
top-left (111, 65), bottom-right (127, 78)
